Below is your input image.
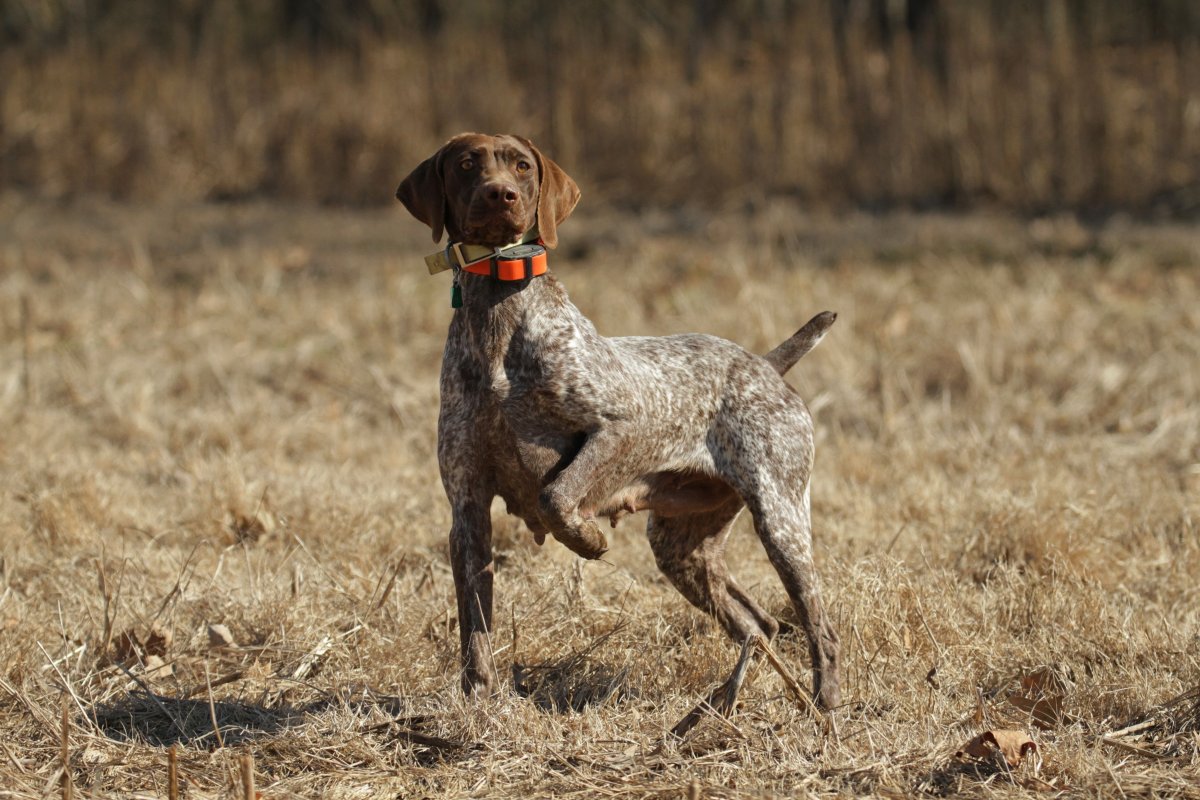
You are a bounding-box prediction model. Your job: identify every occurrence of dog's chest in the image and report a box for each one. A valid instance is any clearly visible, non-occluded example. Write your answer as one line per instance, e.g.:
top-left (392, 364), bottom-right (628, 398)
top-left (469, 301), bottom-right (601, 412)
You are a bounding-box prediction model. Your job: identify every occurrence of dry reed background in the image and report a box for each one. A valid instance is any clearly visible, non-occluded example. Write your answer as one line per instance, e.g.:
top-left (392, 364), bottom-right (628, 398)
top-left (0, 195), bottom-right (1197, 797)
top-left (2, 0), bottom-right (1200, 212)
top-left (1, 0), bottom-right (1200, 797)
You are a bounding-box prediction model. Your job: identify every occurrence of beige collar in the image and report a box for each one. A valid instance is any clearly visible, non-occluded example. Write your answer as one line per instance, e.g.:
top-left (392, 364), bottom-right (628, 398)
top-left (424, 228), bottom-right (542, 275)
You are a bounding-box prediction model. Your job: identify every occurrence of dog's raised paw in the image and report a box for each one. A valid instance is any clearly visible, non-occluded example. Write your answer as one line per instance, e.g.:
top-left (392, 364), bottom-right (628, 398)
top-left (553, 520), bottom-right (608, 560)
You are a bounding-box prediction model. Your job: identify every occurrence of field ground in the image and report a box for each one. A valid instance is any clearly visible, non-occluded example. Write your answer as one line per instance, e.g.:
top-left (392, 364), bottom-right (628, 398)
top-left (0, 195), bottom-right (1197, 797)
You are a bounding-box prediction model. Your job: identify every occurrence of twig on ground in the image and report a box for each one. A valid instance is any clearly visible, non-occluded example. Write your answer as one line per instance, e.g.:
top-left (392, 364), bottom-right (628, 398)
top-left (60, 695), bottom-right (72, 800)
top-left (672, 635), bottom-right (758, 739)
top-left (240, 752), bottom-right (255, 800)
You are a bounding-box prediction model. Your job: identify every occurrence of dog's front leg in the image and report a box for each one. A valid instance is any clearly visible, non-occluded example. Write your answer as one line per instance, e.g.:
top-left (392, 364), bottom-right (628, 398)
top-left (537, 425), bottom-right (632, 559)
top-left (439, 335), bottom-right (498, 695)
top-left (447, 486), bottom-right (496, 695)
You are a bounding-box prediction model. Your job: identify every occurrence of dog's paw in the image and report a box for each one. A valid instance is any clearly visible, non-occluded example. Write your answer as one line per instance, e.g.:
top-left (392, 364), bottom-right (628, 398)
top-left (553, 519), bottom-right (608, 560)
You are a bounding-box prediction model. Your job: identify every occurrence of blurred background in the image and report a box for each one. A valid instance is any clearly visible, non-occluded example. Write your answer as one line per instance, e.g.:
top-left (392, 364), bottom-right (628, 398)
top-left (2, 0), bottom-right (1198, 215)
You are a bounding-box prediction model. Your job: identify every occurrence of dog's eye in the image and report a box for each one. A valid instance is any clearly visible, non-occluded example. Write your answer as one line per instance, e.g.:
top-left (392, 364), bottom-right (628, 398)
top-left (516, 160), bottom-right (531, 173)
top-left (460, 159), bottom-right (475, 171)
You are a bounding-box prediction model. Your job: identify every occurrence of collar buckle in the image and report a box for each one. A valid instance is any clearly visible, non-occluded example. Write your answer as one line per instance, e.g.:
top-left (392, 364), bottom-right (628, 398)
top-left (449, 242), bottom-right (470, 270)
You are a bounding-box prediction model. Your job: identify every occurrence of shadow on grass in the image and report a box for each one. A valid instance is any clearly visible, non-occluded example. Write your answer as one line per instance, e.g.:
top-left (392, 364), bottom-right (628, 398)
top-left (91, 690), bottom-right (466, 763)
top-left (94, 624), bottom-right (645, 755)
top-left (512, 658), bottom-right (634, 713)
top-left (917, 759), bottom-right (1019, 796)
top-left (511, 623), bottom-right (638, 713)
top-left (93, 693), bottom-right (291, 749)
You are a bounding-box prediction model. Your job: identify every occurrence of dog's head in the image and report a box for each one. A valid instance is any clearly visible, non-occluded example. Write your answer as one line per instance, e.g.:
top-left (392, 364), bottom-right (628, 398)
top-left (396, 133), bottom-right (580, 249)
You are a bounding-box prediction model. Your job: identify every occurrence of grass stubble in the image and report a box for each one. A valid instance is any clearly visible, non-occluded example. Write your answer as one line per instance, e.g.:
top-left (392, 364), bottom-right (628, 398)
top-left (0, 195), bottom-right (1197, 797)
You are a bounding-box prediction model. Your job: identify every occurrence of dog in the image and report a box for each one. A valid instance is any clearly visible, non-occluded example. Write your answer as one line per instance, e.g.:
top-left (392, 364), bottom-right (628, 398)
top-left (396, 133), bottom-right (841, 714)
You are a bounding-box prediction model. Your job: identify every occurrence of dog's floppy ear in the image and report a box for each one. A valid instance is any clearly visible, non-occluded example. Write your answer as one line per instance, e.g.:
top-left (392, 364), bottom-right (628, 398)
top-left (519, 137), bottom-right (580, 250)
top-left (396, 147), bottom-right (448, 243)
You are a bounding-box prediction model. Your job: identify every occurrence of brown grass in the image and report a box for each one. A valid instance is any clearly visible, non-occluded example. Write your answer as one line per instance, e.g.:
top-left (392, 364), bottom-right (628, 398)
top-left (0, 195), bottom-right (1198, 797)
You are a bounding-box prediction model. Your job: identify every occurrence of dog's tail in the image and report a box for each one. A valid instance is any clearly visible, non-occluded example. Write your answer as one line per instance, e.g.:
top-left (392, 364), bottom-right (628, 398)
top-left (763, 311), bottom-right (837, 375)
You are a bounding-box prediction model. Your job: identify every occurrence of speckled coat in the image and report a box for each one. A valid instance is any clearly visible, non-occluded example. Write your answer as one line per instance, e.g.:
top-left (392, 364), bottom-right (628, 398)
top-left (397, 133), bottom-right (841, 712)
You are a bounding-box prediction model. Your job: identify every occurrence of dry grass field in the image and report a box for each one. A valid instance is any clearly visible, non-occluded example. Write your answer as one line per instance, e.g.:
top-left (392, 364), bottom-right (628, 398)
top-left (0, 194), bottom-right (1197, 797)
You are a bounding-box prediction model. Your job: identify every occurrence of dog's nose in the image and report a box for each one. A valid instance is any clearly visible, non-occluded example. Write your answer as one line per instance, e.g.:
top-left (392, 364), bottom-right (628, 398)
top-left (484, 183), bottom-right (519, 207)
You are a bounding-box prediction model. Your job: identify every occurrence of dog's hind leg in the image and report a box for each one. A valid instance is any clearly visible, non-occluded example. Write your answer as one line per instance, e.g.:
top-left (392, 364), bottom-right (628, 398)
top-left (742, 482), bottom-right (841, 711)
top-left (711, 391), bottom-right (842, 711)
top-left (646, 498), bottom-right (779, 645)
top-left (648, 497), bottom-right (782, 731)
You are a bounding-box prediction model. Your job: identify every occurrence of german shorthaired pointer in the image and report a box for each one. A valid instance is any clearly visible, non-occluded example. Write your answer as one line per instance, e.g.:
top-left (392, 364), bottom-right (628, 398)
top-left (397, 133), bottom-right (842, 714)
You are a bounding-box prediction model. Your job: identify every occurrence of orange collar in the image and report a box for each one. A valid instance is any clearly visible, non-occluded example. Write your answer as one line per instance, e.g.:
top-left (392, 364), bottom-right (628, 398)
top-left (459, 243), bottom-right (548, 282)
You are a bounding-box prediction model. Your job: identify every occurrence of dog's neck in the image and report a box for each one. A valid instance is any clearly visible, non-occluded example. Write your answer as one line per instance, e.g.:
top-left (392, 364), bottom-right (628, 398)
top-left (431, 227), bottom-right (583, 369)
top-left (452, 262), bottom-right (592, 390)
top-left (458, 264), bottom-right (564, 333)
top-left (448, 233), bottom-right (557, 316)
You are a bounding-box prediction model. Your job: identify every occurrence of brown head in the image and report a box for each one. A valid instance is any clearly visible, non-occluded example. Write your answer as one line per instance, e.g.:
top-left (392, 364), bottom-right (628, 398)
top-left (396, 133), bottom-right (580, 249)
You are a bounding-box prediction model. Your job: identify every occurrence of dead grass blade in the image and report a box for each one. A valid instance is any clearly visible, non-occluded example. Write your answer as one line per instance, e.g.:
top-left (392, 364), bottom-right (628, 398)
top-left (205, 664), bottom-right (225, 749)
top-left (181, 670), bottom-right (245, 700)
top-left (60, 695), bottom-right (73, 800)
top-left (1099, 736), bottom-right (1178, 762)
top-left (239, 753), bottom-right (255, 800)
top-left (752, 636), bottom-right (827, 725)
top-left (672, 635), bottom-right (759, 739)
top-left (167, 745), bottom-right (179, 800)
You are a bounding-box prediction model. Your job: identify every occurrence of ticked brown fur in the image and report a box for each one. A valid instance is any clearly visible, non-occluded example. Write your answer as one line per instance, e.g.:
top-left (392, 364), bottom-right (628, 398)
top-left (397, 133), bottom-right (842, 712)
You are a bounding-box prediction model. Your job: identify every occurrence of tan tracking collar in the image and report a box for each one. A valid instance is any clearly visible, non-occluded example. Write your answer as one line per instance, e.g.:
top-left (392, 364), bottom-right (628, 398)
top-left (423, 229), bottom-right (542, 275)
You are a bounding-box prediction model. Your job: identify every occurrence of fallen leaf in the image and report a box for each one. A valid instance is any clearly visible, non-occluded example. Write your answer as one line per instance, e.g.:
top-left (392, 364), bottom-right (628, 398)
top-left (228, 509), bottom-right (275, 543)
top-left (1008, 692), bottom-right (1065, 729)
top-left (885, 306), bottom-right (911, 339)
top-left (957, 729), bottom-right (1037, 768)
top-left (114, 629), bottom-right (142, 663)
top-left (144, 624), bottom-right (172, 657)
top-left (207, 623), bottom-right (236, 649)
top-left (245, 658), bottom-right (273, 680)
top-left (1020, 666), bottom-right (1070, 696)
top-left (226, 493), bottom-right (278, 544)
top-left (1008, 666), bottom-right (1072, 729)
top-left (143, 654), bottom-right (173, 679)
